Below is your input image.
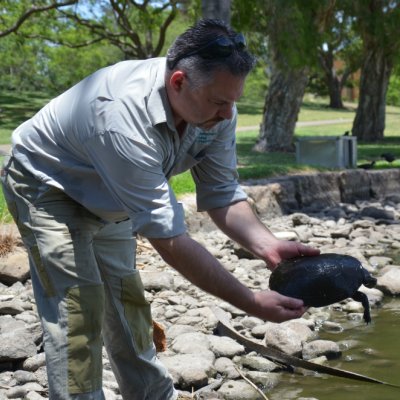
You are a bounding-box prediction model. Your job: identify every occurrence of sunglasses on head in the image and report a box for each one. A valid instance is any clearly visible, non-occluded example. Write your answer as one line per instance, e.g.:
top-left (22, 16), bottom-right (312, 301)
top-left (168, 33), bottom-right (246, 70)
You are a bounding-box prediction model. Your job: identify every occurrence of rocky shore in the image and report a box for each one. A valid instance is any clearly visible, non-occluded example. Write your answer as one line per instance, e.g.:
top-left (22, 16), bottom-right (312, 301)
top-left (0, 176), bottom-right (400, 399)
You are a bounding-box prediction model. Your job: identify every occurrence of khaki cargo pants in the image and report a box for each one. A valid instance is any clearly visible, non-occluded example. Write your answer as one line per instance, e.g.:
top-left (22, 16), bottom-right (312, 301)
top-left (1, 156), bottom-right (176, 400)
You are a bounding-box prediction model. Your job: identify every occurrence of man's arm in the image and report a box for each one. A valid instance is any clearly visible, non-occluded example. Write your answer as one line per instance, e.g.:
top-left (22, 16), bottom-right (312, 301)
top-left (149, 233), bottom-right (306, 323)
top-left (207, 200), bottom-right (320, 269)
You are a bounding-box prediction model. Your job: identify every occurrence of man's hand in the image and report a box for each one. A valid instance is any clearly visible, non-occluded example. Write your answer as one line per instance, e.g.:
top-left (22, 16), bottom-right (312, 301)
top-left (261, 239), bottom-right (320, 270)
top-left (208, 200), bottom-right (320, 270)
top-left (251, 290), bottom-right (306, 322)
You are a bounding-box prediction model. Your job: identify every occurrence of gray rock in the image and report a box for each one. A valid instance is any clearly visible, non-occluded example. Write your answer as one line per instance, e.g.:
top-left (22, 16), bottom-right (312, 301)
top-left (13, 370), bottom-right (37, 384)
top-left (264, 323), bottom-right (303, 356)
top-left (281, 320), bottom-right (316, 342)
top-left (217, 379), bottom-right (260, 400)
top-left (214, 357), bottom-right (240, 379)
top-left (0, 248), bottom-right (30, 285)
top-left (369, 255), bottom-right (393, 269)
top-left (207, 335), bottom-right (245, 358)
top-left (321, 321), bottom-right (343, 332)
top-left (0, 300), bottom-right (25, 315)
top-left (172, 332), bottom-right (210, 354)
top-left (22, 353), bottom-right (46, 372)
top-left (360, 206), bottom-right (395, 220)
top-left (245, 371), bottom-right (281, 389)
top-left (251, 324), bottom-right (268, 339)
top-left (166, 324), bottom-right (197, 341)
top-left (0, 329), bottom-right (37, 361)
top-left (139, 271), bottom-right (174, 291)
top-left (6, 385), bottom-right (27, 399)
top-left (159, 352), bottom-right (216, 390)
top-left (238, 354), bottom-right (278, 372)
top-left (302, 340), bottom-right (341, 360)
top-left (25, 392), bottom-right (47, 400)
top-left (377, 268), bottom-right (400, 295)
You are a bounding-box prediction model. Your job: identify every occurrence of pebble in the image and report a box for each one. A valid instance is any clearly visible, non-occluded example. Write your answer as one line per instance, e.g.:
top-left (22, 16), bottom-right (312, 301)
top-left (0, 194), bottom-right (399, 399)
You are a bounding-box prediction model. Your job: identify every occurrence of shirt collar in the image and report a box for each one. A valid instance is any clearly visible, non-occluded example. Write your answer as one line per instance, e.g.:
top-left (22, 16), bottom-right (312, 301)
top-left (147, 58), bottom-right (176, 131)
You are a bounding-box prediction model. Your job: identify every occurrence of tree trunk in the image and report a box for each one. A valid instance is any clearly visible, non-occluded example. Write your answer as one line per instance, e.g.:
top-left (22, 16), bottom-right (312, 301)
top-left (327, 74), bottom-right (344, 109)
top-left (253, 66), bottom-right (309, 153)
top-left (319, 50), bottom-right (344, 109)
top-left (202, 0), bottom-right (231, 24)
top-left (352, 48), bottom-right (392, 141)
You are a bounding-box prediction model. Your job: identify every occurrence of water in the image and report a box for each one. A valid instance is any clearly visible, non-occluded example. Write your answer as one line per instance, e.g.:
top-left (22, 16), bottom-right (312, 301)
top-left (268, 298), bottom-right (400, 400)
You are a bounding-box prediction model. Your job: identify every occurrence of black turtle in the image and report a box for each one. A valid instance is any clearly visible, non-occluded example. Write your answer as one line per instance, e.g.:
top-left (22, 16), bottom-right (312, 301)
top-left (269, 253), bottom-right (377, 323)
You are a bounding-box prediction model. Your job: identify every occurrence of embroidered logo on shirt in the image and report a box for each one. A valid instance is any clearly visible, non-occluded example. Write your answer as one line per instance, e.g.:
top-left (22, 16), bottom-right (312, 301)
top-left (196, 131), bottom-right (217, 144)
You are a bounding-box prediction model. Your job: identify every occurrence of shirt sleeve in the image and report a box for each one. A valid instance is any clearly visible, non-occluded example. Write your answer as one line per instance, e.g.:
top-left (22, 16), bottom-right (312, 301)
top-left (82, 130), bottom-right (186, 238)
top-left (191, 109), bottom-right (248, 212)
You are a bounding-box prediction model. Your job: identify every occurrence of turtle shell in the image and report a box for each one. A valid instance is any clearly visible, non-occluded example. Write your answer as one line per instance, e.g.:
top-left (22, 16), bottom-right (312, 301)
top-left (269, 253), bottom-right (376, 307)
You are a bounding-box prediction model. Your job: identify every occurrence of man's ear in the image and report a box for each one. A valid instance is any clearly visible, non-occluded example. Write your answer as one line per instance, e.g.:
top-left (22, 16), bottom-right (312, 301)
top-left (169, 71), bottom-right (186, 92)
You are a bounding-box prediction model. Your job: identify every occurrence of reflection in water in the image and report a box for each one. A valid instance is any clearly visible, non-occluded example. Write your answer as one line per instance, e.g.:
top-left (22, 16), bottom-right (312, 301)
top-left (269, 299), bottom-right (400, 400)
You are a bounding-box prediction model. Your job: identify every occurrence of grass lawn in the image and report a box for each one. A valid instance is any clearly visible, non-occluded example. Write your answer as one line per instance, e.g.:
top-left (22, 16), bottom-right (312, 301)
top-left (171, 97), bottom-right (400, 195)
top-left (1, 91), bottom-right (400, 202)
top-left (0, 91), bottom-right (52, 144)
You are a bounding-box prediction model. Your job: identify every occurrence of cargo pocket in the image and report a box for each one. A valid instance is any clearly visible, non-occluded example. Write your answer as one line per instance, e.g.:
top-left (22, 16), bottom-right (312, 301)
top-left (121, 271), bottom-right (153, 354)
top-left (66, 284), bottom-right (105, 394)
top-left (29, 243), bottom-right (56, 297)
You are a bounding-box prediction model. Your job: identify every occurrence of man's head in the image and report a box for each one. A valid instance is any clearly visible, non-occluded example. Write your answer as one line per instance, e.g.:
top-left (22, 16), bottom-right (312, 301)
top-left (165, 19), bottom-right (255, 131)
top-left (166, 18), bottom-right (255, 86)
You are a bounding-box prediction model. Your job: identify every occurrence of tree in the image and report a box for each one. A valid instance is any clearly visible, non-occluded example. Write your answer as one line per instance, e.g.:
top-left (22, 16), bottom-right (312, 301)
top-left (243, 0), bottom-right (336, 152)
top-left (202, 0), bottom-right (231, 24)
top-left (0, 1), bottom-right (197, 92)
top-left (1, 1), bottom-right (194, 60)
top-left (317, 8), bottom-right (362, 109)
top-left (351, 0), bottom-right (400, 141)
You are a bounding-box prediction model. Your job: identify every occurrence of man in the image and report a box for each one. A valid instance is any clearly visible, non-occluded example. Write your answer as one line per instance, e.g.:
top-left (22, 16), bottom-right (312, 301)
top-left (1, 19), bottom-right (319, 400)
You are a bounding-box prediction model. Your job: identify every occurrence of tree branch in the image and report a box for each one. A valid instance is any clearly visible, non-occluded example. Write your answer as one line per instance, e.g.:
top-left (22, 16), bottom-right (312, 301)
top-left (0, 0), bottom-right (78, 38)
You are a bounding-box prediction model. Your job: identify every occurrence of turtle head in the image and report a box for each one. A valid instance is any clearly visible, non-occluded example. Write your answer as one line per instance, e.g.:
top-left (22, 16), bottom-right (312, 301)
top-left (362, 268), bottom-right (377, 288)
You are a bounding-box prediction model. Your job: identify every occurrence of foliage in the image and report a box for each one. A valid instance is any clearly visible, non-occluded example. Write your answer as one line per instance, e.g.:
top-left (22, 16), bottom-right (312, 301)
top-left (241, 64), bottom-right (268, 104)
top-left (387, 74), bottom-right (400, 106)
top-left (0, 1), bottom-right (196, 93)
top-left (20, 0), bottom-right (196, 60)
top-left (43, 43), bottom-right (122, 92)
top-left (313, 4), bottom-right (363, 108)
top-left (0, 0), bottom-right (78, 38)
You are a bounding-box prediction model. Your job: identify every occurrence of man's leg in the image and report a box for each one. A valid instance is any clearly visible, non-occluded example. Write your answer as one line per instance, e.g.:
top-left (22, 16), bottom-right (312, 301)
top-left (2, 158), bottom-right (106, 400)
top-left (93, 221), bottom-right (177, 400)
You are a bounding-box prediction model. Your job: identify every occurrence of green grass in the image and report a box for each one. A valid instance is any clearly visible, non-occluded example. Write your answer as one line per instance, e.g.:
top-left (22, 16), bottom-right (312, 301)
top-left (0, 179), bottom-right (13, 224)
top-left (0, 91), bottom-right (52, 144)
top-left (172, 98), bottom-right (400, 196)
top-left (2, 91), bottom-right (400, 202)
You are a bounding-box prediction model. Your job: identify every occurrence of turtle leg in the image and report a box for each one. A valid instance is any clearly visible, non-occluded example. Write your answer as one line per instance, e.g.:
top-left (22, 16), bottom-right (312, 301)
top-left (352, 291), bottom-right (371, 324)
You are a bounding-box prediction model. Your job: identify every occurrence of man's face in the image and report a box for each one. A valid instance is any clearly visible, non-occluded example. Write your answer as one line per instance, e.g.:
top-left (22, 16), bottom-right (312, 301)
top-left (171, 70), bottom-right (245, 131)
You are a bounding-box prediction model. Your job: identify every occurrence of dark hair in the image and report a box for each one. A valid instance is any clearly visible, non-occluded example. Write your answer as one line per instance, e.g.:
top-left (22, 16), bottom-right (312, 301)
top-left (166, 19), bottom-right (256, 81)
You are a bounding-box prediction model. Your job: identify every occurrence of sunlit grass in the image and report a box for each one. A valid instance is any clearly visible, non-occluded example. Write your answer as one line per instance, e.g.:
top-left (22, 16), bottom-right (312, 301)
top-left (1, 91), bottom-right (400, 200)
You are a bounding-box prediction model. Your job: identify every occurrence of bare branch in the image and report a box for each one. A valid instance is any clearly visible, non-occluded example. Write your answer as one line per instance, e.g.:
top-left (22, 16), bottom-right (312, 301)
top-left (153, 7), bottom-right (177, 56)
top-left (109, 0), bottom-right (142, 50)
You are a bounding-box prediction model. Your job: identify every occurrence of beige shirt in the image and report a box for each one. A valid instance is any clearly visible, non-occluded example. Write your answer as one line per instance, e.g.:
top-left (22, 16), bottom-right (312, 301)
top-left (11, 58), bottom-right (246, 238)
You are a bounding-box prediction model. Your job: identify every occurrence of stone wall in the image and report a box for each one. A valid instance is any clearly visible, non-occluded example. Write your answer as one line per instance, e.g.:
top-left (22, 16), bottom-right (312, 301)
top-left (241, 168), bottom-right (400, 218)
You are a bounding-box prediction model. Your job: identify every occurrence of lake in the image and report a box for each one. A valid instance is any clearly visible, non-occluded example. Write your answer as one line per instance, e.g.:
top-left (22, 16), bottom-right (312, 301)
top-left (269, 298), bottom-right (400, 400)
